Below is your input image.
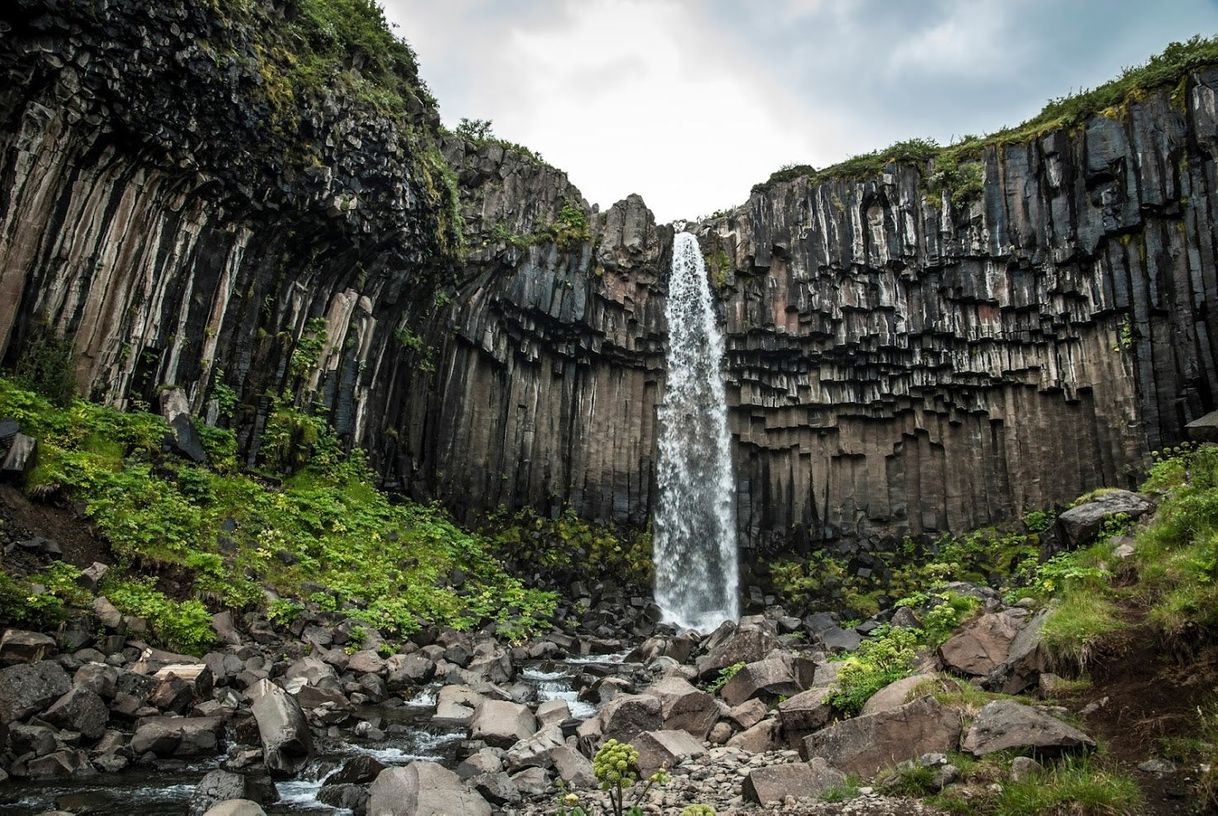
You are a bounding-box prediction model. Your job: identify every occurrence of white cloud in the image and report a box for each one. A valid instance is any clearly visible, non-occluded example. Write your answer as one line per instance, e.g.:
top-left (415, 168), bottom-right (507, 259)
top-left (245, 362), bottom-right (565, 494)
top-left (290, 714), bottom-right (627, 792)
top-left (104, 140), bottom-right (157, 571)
top-left (384, 0), bottom-right (842, 221)
top-left (381, 0), bottom-right (1218, 223)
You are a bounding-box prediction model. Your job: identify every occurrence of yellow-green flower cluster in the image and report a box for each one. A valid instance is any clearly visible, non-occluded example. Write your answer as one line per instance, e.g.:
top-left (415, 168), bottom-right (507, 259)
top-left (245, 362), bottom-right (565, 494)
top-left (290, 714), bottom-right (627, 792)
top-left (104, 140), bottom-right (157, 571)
top-left (593, 739), bottom-right (639, 789)
top-left (680, 806), bottom-right (717, 816)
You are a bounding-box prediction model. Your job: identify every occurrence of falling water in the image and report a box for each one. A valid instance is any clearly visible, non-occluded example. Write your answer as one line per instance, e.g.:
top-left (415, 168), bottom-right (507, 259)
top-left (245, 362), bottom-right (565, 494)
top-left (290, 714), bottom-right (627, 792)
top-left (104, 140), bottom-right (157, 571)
top-left (653, 232), bottom-right (739, 631)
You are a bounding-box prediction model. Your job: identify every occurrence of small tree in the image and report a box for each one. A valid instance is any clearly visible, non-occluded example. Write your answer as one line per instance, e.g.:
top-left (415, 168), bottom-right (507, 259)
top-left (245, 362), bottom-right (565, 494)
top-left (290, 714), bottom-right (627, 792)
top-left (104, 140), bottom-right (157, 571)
top-left (455, 117), bottom-right (494, 141)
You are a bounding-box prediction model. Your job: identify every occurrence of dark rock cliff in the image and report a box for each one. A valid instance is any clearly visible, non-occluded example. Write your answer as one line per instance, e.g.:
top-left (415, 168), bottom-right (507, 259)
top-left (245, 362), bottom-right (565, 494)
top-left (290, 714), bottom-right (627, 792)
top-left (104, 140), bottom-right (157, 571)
top-left (1, 1), bottom-right (1216, 558)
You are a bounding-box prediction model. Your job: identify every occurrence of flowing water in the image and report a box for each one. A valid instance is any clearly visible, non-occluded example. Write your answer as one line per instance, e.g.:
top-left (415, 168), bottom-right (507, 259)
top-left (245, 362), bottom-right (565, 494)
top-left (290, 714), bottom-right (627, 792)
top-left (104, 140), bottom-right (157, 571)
top-left (0, 655), bottom-right (619, 815)
top-left (653, 232), bottom-right (739, 632)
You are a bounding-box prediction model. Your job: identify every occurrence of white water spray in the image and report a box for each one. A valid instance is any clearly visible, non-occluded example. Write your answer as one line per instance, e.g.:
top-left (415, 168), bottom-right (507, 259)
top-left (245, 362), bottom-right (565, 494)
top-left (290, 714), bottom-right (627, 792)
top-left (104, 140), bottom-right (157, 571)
top-left (653, 232), bottom-right (739, 631)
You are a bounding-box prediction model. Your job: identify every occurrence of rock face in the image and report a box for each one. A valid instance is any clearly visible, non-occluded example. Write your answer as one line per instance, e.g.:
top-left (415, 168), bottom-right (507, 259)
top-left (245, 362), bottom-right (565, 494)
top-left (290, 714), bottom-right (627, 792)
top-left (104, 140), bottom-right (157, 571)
top-left (1, 1), bottom-right (1217, 556)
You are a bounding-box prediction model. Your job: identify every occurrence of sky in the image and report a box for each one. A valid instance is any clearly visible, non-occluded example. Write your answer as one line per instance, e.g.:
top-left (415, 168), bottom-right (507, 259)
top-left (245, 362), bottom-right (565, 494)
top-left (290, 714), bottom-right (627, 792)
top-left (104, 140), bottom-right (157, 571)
top-left (381, 0), bottom-right (1218, 223)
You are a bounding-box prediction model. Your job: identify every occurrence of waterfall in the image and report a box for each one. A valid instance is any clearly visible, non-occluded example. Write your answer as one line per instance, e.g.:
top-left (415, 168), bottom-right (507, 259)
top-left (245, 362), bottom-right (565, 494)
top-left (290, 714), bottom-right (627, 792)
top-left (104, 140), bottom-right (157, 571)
top-left (653, 232), bottom-right (739, 631)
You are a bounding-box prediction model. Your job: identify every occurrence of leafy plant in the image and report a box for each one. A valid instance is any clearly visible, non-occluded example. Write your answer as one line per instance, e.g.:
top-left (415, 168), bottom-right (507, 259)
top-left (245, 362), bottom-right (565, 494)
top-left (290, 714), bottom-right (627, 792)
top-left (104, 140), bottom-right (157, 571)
top-left (591, 739), bottom-right (670, 816)
top-left (705, 661), bottom-right (745, 694)
top-left (105, 579), bottom-right (214, 655)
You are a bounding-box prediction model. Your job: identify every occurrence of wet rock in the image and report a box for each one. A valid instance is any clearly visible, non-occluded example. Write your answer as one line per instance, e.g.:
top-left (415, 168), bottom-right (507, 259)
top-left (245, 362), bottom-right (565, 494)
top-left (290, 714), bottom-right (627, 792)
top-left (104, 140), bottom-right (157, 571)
top-left (249, 679), bottom-right (313, 777)
top-left (26, 748), bottom-right (96, 780)
top-left (0, 629), bottom-right (57, 665)
top-left (434, 685), bottom-right (483, 727)
top-left (1057, 490), bottom-right (1152, 548)
top-left (632, 729), bottom-right (705, 775)
top-left (317, 783), bottom-right (368, 815)
top-left (469, 699), bottom-right (537, 747)
top-left (962, 700), bottom-right (1095, 756)
top-left (801, 696), bottom-right (963, 777)
top-left (0, 433), bottom-right (37, 481)
top-left (202, 802), bottom-right (266, 816)
top-left (326, 754), bottom-right (386, 785)
top-left (742, 757), bottom-right (846, 804)
top-left (190, 769), bottom-right (277, 816)
top-left (131, 715), bottom-right (223, 757)
top-left (0, 659), bottom-right (70, 720)
top-left (367, 761), bottom-right (491, 816)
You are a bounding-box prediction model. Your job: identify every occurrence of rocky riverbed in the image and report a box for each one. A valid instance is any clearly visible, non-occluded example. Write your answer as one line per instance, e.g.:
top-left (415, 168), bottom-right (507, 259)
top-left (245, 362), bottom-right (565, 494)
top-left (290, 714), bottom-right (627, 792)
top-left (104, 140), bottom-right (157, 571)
top-left (0, 561), bottom-right (1110, 816)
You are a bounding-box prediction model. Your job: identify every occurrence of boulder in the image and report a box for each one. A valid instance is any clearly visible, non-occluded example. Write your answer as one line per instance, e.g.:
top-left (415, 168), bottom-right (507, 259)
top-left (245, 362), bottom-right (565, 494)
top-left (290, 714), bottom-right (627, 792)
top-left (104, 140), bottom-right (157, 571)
top-left (367, 762), bottom-right (491, 816)
top-left (777, 686), bottom-right (834, 746)
top-left (550, 744), bottom-right (595, 788)
top-left (642, 677), bottom-right (717, 739)
top-left (742, 758), bottom-right (846, 804)
top-left (386, 654), bottom-right (434, 688)
top-left (801, 696), bottom-right (963, 777)
top-left (93, 596), bottom-right (124, 629)
top-left (726, 717), bottom-right (781, 753)
top-left (990, 609), bottom-right (1049, 695)
top-left (25, 748), bottom-right (96, 780)
top-left (317, 783), bottom-right (369, 814)
top-left (283, 656), bottom-right (337, 688)
top-left (326, 754), bottom-right (387, 785)
top-left (434, 685), bottom-right (483, 727)
top-left (632, 729), bottom-right (705, 776)
top-left (820, 626), bottom-right (863, 653)
top-left (695, 625), bottom-right (780, 679)
top-left (860, 673), bottom-right (938, 717)
top-left (720, 655), bottom-right (804, 707)
top-left (74, 663), bottom-right (120, 698)
top-left (962, 700), bottom-right (1096, 756)
top-left (250, 680), bottom-right (313, 777)
top-left (1057, 490), bottom-right (1152, 548)
top-left (470, 771), bottom-right (520, 806)
top-left (469, 699), bottom-right (537, 747)
top-left (202, 802), bottom-right (266, 816)
top-left (1186, 409), bottom-right (1218, 443)
top-left (504, 725), bottom-right (564, 770)
top-left (131, 716), bottom-right (223, 757)
top-left (726, 698), bottom-right (768, 730)
top-left (0, 660), bottom-right (70, 721)
top-left (536, 699), bottom-right (571, 727)
top-left (190, 769), bottom-right (277, 816)
top-left (161, 387), bottom-right (207, 464)
top-left (347, 650), bottom-right (386, 675)
top-left (42, 685), bottom-right (109, 739)
top-left (0, 629), bottom-right (56, 665)
top-left (1, 432), bottom-right (37, 480)
top-left (596, 693), bottom-right (663, 743)
top-left (939, 610), bottom-right (1025, 677)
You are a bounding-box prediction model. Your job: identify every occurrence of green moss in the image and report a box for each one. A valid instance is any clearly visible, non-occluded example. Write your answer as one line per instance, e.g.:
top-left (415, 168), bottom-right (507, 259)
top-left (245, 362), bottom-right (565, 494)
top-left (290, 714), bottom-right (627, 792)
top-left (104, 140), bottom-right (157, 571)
top-left (704, 661), bottom-right (746, 694)
top-left (1040, 589), bottom-right (1126, 672)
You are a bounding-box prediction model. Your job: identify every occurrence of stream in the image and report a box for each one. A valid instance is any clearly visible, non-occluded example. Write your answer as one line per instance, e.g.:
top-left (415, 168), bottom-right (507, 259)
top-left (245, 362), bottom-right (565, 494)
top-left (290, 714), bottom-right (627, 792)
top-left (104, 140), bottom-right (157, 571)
top-left (1, 653), bottom-right (627, 815)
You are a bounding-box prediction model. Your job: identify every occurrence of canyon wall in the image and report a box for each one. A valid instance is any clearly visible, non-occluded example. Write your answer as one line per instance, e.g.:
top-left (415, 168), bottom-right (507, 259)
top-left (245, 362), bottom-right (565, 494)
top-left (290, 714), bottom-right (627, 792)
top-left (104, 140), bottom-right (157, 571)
top-left (1, 1), bottom-right (1217, 556)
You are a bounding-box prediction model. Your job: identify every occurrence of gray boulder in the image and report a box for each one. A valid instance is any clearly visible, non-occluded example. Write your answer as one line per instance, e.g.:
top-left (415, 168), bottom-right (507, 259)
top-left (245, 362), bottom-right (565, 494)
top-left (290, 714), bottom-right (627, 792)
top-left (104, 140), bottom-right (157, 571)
top-left (250, 679), bottom-right (313, 777)
top-left (596, 693), bottom-right (663, 743)
top-left (643, 677), bottom-right (717, 739)
top-left (801, 696), bottom-right (962, 777)
top-left (860, 673), bottom-right (938, 717)
top-left (962, 700), bottom-right (1096, 756)
top-left (632, 729), bottom-right (705, 776)
top-left (131, 716), bottom-right (223, 757)
top-left (939, 610), bottom-right (1026, 677)
top-left (695, 624), bottom-right (780, 679)
top-left (26, 748), bottom-right (96, 779)
top-left (777, 686), bottom-right (834, 746)
top-left (202, 802), bottom-right (266, 816)
top-left (469, 699), bottom-right (536, 747)
top-left (742, 758), bottom-right (845, 804)
top-left (367, 762), bottom-right (491, 816)
top-left (0, 660), bottom-right (70, 721)
top-left (720, 654), bottom-right (804, 707)
top-left (190, 769), bottom-right (278, 816)
top-left (1057, 490), bottom-right (1152, 548)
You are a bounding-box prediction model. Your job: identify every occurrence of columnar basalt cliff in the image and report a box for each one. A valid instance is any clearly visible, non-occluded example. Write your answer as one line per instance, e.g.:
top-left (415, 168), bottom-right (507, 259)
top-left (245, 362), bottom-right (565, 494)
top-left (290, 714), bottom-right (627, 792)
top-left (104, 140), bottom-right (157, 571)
top-left (1, 0), bottom-right (1216, 557)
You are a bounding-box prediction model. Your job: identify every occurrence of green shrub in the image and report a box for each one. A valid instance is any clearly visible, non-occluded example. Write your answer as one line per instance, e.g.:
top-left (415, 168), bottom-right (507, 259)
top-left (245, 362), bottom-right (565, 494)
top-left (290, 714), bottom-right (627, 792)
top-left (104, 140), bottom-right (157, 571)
top-left (106, 579), bottom-right (214, 655)
top-left (705, 661), bottom-right (745, 694)
top-left (827, 626), bottom-right (919, 715)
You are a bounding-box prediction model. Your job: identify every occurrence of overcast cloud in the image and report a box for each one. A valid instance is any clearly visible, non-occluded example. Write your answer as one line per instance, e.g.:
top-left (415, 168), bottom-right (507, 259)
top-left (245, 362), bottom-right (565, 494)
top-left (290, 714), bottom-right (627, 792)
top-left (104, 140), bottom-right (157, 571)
top-left (381, 0), bottom-right (1218, 223)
